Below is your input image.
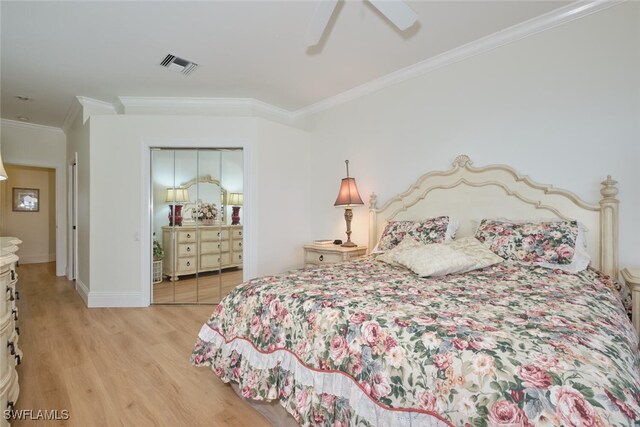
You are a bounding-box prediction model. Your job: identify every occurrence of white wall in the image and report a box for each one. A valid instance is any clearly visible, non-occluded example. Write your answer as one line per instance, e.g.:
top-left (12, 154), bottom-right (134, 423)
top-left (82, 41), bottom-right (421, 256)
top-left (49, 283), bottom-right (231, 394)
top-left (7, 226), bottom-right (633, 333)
top-left (0, 119), bottom-right (67, 275)
top-left (86, 115), bottom-right (310, 306)
top-left (307, 2), bottom-right (640, 269)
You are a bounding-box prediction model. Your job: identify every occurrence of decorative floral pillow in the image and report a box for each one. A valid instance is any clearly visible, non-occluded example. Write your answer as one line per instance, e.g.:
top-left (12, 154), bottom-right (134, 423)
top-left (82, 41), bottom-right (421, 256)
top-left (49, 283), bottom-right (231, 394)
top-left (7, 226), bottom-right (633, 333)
top-left (475, 219), bottom-right (579, 265)
top-left (376, 216), bottom-right (450, 252)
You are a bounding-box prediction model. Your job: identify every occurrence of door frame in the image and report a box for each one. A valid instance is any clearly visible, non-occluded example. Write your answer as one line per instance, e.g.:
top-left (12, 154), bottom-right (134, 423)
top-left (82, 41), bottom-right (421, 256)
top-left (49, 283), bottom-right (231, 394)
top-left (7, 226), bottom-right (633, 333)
top-left (139, 138), bottom-right (255, 307)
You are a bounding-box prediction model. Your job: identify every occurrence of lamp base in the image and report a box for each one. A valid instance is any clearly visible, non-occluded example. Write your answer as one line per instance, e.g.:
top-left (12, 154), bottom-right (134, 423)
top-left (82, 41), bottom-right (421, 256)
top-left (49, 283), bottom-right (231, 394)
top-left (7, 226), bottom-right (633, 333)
top-left (231, 206), bottom-right (241, 225)
top-left (341, 207), bottom-right (357, 248)
top-left (168, 205), bottom-right (183, 226)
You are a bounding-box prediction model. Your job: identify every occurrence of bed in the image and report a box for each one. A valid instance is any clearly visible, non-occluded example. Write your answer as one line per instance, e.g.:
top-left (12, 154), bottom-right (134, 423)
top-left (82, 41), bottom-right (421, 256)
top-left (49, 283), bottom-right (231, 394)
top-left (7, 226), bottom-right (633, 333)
top-left (192, 155), bottom-right (640, 426)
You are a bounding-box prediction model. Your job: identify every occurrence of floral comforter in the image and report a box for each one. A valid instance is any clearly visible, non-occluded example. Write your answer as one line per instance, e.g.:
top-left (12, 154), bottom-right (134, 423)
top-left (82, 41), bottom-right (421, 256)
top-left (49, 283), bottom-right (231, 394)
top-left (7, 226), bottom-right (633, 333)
top-left (192, 258), bottom-right (640, 426)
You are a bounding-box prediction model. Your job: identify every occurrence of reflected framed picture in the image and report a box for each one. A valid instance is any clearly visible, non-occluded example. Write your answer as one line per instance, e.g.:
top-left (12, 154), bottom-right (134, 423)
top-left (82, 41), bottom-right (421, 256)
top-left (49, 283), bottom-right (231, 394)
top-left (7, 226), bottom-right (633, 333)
top-left (12, 188), bottom-right (39, 212)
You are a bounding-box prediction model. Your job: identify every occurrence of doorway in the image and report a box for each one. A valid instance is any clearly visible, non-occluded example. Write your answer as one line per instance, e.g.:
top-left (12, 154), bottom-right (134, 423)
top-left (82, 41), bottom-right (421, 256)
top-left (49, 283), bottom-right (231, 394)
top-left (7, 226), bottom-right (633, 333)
top-left (0, 164), bottom-right (56, 264)
top-left (150, 148), bottom-right (244, 304)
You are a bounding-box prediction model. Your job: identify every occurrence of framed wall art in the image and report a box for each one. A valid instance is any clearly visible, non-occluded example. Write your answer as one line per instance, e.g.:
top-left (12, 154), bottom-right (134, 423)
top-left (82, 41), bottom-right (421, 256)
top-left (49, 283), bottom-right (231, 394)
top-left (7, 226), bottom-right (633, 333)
top-left (12, 188), bottom-right (39, 212)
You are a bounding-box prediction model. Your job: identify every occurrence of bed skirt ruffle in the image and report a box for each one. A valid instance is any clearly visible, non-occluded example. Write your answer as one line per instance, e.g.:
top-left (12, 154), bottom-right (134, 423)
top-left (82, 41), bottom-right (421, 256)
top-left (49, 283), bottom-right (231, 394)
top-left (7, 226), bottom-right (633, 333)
top-left (193, 325), bottom-right (451, 427)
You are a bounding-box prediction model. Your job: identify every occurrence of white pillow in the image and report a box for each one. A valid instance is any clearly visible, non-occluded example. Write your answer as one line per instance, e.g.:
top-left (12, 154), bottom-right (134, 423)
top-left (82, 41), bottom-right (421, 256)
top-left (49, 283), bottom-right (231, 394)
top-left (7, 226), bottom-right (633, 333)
top-left (392, 243), bottom-right (474, 277)
top-left (446, 237), bottom-right (504, 273)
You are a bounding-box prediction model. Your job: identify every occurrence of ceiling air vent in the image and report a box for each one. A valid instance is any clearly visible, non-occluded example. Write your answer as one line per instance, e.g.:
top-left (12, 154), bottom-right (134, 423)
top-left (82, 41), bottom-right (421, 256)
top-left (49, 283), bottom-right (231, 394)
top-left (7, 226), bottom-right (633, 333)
top-left (160, 54), bottom-right (198, 75)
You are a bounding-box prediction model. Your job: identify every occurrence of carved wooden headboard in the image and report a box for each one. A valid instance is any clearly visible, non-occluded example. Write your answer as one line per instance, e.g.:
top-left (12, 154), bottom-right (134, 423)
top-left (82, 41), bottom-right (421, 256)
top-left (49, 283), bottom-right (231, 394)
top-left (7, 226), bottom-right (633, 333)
top-left (368, 155), bottom-right (619, 277)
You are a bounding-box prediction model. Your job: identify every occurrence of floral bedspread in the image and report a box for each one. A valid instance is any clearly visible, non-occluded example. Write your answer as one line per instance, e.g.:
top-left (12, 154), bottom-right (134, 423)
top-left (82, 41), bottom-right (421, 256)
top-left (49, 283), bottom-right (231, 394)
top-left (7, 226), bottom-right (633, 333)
top-left (192, 258), bottom-right (640, 426)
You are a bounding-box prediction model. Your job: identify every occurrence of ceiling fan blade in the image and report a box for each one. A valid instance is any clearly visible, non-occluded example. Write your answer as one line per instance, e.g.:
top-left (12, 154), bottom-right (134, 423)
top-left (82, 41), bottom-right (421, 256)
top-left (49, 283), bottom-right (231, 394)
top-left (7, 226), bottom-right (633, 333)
top-left (368, 0), bottom-right (418, 31)
top-left (306, 0), bottom-right (340, 46)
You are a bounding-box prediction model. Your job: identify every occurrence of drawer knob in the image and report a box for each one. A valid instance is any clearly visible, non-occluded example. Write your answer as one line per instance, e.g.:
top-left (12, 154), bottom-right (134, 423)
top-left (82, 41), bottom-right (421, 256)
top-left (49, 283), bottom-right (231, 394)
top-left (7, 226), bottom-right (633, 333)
top-left (15, 354), bottom-right (21, 365)
top-left (187, 233), bottom-right (191, 238)
top-left (10, 271), bottom-right (15, 281)
top-left (239, 255), bottom-right (242, 260)
top-left (11, 309), bottom-right (17, 321)
top-left (15, 291), bottom-right (19, 300)
top-left (319, 255), bottom-right (324, 261)
top-left (217, 232), bottom-right (221, 237)
top-left (15, 327), bottom-right (19, 336)
top-left (239, 231), bottom-right (242, 236)
top-left (7, 401), bottom-right (14, 412)
top-left (239, 242), bottom-right (242, 247)
top-left (186, 261), bottom-right (191, 267)
top-left (6, 287), bottom-right (14, 301)
top-left (7, 341), bottom-right (15, 355)
top-left (187, 247), bottom-right (191, 252)
top-left (217, 244), bottom-right (221, 249)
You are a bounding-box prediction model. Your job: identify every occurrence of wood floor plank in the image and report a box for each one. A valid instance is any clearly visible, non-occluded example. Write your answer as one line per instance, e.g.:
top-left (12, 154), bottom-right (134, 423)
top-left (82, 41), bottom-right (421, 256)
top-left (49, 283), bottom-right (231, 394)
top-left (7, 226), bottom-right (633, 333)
top-left (14, 263), bottom-right (270, 427)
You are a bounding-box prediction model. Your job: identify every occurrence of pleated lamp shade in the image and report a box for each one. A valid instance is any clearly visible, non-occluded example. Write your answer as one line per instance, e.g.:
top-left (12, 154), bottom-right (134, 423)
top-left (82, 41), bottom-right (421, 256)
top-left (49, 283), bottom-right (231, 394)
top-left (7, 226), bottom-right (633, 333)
top-left (334, 177), bottom-right (363, 207)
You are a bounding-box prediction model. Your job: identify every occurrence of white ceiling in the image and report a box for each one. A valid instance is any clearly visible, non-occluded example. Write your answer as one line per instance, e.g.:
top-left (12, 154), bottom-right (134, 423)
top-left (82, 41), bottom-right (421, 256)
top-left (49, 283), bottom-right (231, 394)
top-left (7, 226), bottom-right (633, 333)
top-left (1, 0), bottom-right (570, 128)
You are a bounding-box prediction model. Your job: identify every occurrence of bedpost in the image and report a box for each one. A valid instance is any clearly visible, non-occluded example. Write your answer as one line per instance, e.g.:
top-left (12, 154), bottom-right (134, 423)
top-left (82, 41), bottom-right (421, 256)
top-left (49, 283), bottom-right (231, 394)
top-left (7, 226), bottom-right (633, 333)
top-left (599, 175), bottom-right (619, 278)
top-left (368, 193), bottom-right (378, 253)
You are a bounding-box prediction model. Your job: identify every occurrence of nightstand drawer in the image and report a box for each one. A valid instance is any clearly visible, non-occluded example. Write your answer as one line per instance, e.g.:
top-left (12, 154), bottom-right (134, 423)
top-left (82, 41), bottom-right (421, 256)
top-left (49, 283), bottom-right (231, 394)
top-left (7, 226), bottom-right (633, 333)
top-left (305, 249), bottom-right (344, 265)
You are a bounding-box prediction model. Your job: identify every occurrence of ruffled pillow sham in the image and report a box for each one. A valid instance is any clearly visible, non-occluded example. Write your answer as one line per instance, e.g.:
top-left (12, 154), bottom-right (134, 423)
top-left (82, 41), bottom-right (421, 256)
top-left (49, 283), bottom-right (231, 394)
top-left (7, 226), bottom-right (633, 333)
top-left (474, 218), bottom-right (590, 273)
top-left (374, 216), bottom-right (457, 253)
top-left (377, 237), bottom-right (503, 277)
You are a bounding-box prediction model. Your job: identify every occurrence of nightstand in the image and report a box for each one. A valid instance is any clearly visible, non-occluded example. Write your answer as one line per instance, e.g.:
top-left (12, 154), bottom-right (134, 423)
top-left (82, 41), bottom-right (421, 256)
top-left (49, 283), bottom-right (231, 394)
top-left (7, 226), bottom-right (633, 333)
top-left (621, 267), bottom-right (640, 338)
top-left (303, 243), bottom-right (367, 269)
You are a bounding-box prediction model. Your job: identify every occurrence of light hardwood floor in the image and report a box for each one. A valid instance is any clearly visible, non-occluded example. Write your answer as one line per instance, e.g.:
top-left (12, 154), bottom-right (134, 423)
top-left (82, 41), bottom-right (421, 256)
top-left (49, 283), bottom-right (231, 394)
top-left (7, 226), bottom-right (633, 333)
top-left (14, 262), bottom-right (270, 427)
top-left (152, 269), bottom-right (244, 304)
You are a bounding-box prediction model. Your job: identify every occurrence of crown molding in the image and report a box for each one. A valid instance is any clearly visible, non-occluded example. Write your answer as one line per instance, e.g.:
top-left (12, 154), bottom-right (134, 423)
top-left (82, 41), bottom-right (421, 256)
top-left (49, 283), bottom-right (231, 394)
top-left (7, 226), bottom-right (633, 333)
top-left (62, 97), bottom-right (82, 133)
top-left (1, 118), bottom-right (64, 134)
top-left (77, 96), bottom-right (118, 114)
top-left (293, 0), bottom-right (624, 118)
top-left (118, 96), bottom-right (295, 126)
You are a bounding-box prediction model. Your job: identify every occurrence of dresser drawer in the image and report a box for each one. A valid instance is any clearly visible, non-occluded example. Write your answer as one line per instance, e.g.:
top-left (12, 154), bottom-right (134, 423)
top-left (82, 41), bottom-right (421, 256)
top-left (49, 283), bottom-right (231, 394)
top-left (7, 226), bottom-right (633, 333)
top-left (305, 250), bottom-right (344, 265)
top-left (201, 229), bottom-right (229, 241)
top-left (177, 243), bottom-right (196, 257)
top-left (201, 253), bottom-right (231, 269)
top-left (231, 252), bottom-right (243, 265)
top-left (232, 240), bottom-right (243, 252)
top-left (231, 229), bottom-right (243, 239)
top-left (201, 241), bottom-right (229, 254)
top-left (177, 230), bottom-right (196, 243)
top-left (177, 257), bottom-right (197, 273)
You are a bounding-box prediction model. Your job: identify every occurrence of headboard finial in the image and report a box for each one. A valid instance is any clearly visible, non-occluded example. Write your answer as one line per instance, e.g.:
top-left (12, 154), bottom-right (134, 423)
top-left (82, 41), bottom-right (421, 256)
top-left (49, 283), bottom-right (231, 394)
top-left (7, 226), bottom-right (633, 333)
top-left (369, 193), bottom-right (378, 210)
top-left (452, 154), bottom-right (472, 168)
top-left (600, 175), bottom-right (619, 200)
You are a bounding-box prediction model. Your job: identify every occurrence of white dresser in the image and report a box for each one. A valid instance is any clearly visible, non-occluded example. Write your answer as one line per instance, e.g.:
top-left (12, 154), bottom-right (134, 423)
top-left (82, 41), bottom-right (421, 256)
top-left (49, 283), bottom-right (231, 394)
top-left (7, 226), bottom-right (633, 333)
top-left (0, 237), bottom-right (21, 427)
top-left (162, 224), bottom-right (243, 281)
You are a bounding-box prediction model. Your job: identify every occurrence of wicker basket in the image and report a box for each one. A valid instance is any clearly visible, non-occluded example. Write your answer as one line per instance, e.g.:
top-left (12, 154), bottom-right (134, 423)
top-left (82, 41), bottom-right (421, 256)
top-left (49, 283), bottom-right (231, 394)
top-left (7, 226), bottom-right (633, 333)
top-left (153, 260), bottom-right (163, 284)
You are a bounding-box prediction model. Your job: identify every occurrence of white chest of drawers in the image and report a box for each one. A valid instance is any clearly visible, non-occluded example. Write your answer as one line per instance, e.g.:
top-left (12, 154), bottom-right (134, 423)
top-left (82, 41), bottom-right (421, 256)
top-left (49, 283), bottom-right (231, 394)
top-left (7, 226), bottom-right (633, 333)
top-left (162, 225), bottom-right (243, 281)
top-left (0, 237), bottom-right (21, 427)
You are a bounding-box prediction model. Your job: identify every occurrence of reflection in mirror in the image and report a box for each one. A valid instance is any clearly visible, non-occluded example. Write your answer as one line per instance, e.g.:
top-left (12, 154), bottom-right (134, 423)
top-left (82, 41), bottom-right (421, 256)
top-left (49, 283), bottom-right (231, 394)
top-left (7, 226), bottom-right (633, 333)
top-left (151, 148), bottom-right (243, 305)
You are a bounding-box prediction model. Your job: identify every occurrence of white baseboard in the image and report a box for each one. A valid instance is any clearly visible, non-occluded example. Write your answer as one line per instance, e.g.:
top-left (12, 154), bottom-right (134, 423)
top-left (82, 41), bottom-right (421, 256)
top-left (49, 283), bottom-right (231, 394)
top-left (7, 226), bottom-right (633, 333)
top-left (87, 291), bottom-right (146, 308)
top-left (74, 279), bottom-right (146, 307)
top-left (19, 253), bottom-right (56, 264)
top-left (75, 279), bottom-right (89, 306)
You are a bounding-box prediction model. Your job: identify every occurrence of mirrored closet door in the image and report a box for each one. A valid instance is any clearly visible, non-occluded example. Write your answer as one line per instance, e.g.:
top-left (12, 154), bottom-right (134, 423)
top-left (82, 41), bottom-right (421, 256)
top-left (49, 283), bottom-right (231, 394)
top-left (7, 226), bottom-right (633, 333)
top-left (151, 148), bottom-right (243, 304)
